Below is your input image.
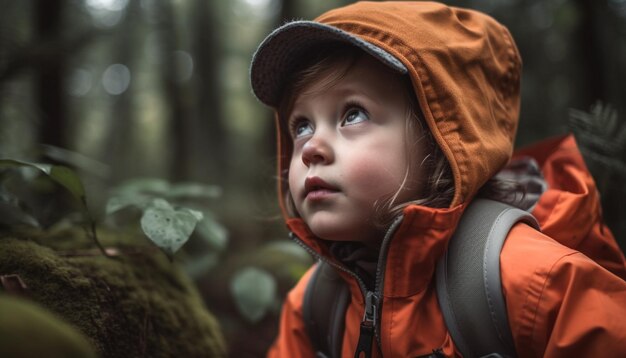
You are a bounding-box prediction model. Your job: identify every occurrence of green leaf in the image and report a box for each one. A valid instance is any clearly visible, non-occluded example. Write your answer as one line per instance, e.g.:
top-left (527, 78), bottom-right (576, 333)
top-left (49, 166), bottom-right (86, 202)
top-left (230, 267), bottom-right (277, 323)
top-left (183, 252), bottom-right (220, 279)
top-left (0, 159), bottom-right (85, 202)
top-left (0, 200), bottom-right (40, 228)
top-left (105, 194), bottom-right (152, 215)
top-left (40, 144), bottom-right (110, 178)
top-left (194, 213), bottom-right (228, 250)
top-left (140, 198), bottom-right (203, 258)
top-left (0, 158), bottom-right (106, 255)
top-left (168, 182), bottom-right (222, 199)
top-left (111, 178), bottom-right (170, 196)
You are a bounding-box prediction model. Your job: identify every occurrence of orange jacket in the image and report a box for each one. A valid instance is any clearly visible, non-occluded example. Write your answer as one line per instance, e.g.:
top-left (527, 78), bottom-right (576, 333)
top-left (252, 2), bottom-right (626, 357)
top-left (269, 135), bottom-right (626, 358)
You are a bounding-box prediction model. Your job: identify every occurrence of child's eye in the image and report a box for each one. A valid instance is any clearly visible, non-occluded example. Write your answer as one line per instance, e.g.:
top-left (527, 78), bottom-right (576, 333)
top-left (290, 119), bottom-right (314, 138)
top-left (342, 107), bottom-right (369, 126)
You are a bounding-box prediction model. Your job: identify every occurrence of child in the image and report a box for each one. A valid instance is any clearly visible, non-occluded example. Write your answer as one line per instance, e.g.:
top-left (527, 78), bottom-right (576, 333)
top-left (249, 2), bottom-right (626, 357)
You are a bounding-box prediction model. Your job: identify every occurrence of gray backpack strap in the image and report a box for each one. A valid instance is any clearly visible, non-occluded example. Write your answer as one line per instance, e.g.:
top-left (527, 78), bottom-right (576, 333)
top-left (303, 261), bottom-right (351, 358)
top-left (436, 198), bottom-right (540, 358)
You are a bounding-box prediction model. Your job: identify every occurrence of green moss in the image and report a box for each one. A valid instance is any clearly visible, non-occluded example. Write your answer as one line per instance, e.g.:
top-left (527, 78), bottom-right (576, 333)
top-left (0, 230), bottom-right (226, 357)
top-left (0, 294), bottom-right (97, 358)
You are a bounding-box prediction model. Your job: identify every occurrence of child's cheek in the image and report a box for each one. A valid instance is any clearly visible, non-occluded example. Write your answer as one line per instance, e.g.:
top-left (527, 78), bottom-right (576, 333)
top-left (345, 156), bottom-right (406, 196)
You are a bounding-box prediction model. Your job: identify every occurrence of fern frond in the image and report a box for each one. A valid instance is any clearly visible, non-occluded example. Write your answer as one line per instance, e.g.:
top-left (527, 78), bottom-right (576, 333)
top-left (568, 101), bottom-right (626, 177)
top-left (568, 101), bottom-right (626, 158)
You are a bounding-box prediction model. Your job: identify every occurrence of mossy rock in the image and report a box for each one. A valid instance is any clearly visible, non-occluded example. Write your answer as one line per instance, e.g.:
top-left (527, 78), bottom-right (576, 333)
top-left (0, 294), bottom-right (97, 358)
top-left (0, 229), bottom-right (226, 357)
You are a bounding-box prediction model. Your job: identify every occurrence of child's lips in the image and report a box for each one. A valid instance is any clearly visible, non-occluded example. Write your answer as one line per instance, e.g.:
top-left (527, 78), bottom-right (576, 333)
top-left (304, 176), bottom-right (339, 200)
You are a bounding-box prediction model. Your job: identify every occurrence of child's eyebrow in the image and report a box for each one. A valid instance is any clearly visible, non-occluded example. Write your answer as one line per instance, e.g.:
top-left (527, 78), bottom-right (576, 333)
top-left (347, 93), bottom-right (383, 107)
top-left (316, 85), bottom-right (378, 104)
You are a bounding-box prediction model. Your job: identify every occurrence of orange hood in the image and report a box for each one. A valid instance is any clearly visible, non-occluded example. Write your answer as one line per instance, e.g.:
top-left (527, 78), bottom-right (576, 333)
top-left (251, 1), bottom-right (522, 219)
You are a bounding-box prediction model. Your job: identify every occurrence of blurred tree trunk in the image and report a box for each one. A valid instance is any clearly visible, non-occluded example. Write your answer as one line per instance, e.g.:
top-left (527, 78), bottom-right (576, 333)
top-left (35, 0), bottom-right (66, 148)
top-left (574, 0), bottom-right (625, 244)
top-left (189, 0), bottom-right (227, 184)
top-left (262, 0), bottom-right (298, 161)
top-left (575, 0), bottom-right (605, 105)
top-left (152, 0), bottom-right (193, 182)
top-left (104, 1), bottom-right (139, 182)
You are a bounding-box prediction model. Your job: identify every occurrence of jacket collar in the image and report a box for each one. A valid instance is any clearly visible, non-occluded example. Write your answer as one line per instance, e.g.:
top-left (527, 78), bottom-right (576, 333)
top-left (287, 204), bottom-right (464, 298)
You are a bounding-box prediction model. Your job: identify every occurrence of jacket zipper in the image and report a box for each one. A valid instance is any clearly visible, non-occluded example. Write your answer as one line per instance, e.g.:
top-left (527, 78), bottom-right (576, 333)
top-left (370, 216), bottom-right (404, 352)
top-left (354, 290), bottom-right (379, 357)
top-left (290, 215), bottom-right (404, 358)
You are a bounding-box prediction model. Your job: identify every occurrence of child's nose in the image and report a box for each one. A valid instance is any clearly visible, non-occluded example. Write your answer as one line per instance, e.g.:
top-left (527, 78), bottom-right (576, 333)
top-left (301, 135), bottom-right (333, 167)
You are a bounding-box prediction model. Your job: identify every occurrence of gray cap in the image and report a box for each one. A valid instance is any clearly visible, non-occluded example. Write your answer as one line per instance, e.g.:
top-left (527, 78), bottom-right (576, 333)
top-left (249, 20), bottom-right (408, 108)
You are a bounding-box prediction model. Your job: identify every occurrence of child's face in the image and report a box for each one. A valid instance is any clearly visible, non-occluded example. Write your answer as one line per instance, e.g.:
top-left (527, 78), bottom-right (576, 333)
top-left (287, 55), bottom-right (425, 243)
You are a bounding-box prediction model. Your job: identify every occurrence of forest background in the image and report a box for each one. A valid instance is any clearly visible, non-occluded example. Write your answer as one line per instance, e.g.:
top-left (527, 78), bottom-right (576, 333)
top-left (1, 0), bottom-right (625, 356)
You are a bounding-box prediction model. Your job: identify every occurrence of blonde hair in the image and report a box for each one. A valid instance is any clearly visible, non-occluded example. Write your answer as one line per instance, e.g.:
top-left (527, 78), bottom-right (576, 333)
top-left (277, 46), bottom-right (455, 229)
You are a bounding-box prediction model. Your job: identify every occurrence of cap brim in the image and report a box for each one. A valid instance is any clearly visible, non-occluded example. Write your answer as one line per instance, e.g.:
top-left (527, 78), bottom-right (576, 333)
top-left (250, 21), bottom-right (407, 107)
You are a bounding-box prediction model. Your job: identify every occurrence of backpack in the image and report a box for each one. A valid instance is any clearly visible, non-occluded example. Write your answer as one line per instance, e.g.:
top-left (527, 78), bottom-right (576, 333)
top-left (302, 198), bottom-right (540, 358)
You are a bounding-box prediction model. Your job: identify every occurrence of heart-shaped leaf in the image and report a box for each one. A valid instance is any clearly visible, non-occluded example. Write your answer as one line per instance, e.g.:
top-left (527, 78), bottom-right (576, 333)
top-left (230, 267), bottom-right (277, 323)
top-left (140, 198), bottom-right (203, 258)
